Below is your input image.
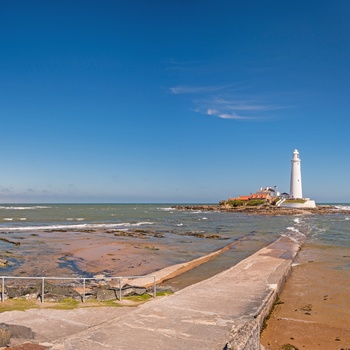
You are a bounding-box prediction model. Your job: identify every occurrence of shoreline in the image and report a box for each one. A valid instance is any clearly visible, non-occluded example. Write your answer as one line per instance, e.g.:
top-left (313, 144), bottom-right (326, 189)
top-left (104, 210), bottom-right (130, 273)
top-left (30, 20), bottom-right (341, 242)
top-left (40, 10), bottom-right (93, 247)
top-left (260, 242), bottom-right (350, 349)
top-left (173, 204), bottom-right (350, 215)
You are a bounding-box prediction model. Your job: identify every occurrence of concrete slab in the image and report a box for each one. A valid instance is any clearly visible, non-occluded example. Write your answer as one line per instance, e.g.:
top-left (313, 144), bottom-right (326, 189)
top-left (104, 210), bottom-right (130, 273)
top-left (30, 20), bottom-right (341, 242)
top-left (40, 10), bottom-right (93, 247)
top-left (0, 307), bottom-right (136, 345)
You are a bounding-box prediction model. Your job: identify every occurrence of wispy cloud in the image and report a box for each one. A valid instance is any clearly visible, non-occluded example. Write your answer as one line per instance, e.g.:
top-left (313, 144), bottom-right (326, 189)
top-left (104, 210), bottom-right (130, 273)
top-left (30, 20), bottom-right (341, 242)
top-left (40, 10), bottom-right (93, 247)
top-left (170, 84), bottom-right (289, 121)
top-left (206, 108), bottom-right (254, 120)
top-left (169, 85), bottom-right (228, 95)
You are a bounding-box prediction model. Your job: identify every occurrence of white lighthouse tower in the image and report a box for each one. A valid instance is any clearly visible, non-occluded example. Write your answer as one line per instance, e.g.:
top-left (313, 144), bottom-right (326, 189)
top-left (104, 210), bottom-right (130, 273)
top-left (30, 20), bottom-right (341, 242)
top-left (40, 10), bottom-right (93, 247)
top-left (279, 148), bottom-right (316, 208)
top-left (290, 149), bottom-right (302, 199)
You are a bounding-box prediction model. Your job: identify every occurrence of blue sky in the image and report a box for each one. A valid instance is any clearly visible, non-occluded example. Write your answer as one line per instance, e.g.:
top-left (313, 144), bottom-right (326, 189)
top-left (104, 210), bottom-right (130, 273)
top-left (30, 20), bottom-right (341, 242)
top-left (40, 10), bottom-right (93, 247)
top-left (1, 0), bottom-right (349, 203)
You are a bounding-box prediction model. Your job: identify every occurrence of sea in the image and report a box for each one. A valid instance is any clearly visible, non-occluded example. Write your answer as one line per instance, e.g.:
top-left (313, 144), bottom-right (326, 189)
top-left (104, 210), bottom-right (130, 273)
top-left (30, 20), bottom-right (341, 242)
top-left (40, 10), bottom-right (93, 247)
top-left (0, 203), bottom-right (349, 283)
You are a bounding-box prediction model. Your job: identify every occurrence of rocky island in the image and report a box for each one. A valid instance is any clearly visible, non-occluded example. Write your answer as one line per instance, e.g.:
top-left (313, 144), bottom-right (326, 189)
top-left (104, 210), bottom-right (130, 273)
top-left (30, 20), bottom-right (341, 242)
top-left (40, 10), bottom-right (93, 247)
top-left (172, 203), bottom-right (348, 216)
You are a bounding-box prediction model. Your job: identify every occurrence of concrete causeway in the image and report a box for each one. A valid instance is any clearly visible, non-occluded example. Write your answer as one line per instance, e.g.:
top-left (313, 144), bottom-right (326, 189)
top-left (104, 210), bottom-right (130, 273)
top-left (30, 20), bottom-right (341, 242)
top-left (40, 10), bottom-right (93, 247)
top-left (1, 233), bottom-right (304, 350)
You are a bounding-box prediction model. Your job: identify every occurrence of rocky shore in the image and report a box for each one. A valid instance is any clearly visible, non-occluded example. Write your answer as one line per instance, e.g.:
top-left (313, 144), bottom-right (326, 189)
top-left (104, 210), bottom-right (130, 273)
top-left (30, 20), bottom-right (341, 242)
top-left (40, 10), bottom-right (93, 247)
top-left (172, 204), bottom-right (347, 216)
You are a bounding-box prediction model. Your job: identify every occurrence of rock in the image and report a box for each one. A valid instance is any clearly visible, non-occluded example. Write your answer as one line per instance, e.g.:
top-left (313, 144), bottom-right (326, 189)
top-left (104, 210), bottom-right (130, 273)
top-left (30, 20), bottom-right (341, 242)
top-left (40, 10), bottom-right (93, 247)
top-left (41, 283), bottom-right (82, 301)
top-left (43, 293), bottom-right (71, 302)
top-left (5, 284), bottom-right (41, 299)
top-left (0, 258), bottom-right (8, 267)
top-left (7, 324), bottom-right (33, 339)
top-left (96, 289), bottom-right (117, 301)
top-left (173, 204), bottom-right (349, 216)
top-left (0, 323), bottom-right (11, 347)
top-left (121, 284), bottom-right (147, 297)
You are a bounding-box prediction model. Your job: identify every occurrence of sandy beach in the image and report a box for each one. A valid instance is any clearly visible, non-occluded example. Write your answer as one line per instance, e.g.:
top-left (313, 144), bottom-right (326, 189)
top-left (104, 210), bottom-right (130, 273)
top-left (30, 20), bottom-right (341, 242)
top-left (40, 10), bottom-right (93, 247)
top-left (261, 242), bottom-right (350, 349)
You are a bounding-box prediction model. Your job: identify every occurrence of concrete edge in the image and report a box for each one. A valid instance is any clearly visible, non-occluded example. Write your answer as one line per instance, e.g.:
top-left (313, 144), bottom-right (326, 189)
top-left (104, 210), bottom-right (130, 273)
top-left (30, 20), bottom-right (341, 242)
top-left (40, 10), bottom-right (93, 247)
top-left (122, 240), bottom-right (237, 287)
top-left (224, 234), bottom-right (305, 350)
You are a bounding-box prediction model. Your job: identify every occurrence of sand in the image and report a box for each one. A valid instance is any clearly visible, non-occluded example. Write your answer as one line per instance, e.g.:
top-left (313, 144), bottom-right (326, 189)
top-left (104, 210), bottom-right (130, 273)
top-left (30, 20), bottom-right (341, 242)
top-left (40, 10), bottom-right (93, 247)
top-left (260, 243), bottom-right (350, 350)
top-left (1, 227), bottom-right (234, 280)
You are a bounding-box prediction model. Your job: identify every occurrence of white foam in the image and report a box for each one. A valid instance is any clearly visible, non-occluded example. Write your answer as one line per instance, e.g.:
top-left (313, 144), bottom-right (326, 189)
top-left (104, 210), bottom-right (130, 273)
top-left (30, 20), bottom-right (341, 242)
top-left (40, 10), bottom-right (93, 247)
top-left (285, 226), bottom-right (305, 237)
top-left (177, 223), bottom-right (183, 226)
top-left (3, 218), bottom-right (13, 221)
top-left (335, 205), bottom-right (350, 211)
top-left (293, 217), bottom-right (301, 224)
top-left (286, 226), bottom-right (300, 233)
top-left (0, 206), bottom-right (51, 210)
top-left (157, 207), bottom-right (174, 212)
top-left (0, 221), bottom-right (154, 232)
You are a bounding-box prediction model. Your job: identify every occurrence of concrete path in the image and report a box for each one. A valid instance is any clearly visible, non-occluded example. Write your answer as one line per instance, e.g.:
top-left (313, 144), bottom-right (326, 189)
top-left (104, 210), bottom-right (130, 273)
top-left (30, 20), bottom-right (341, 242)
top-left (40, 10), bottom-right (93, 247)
top-left (0, 307), bottom-right (136, 347)
top-left (2, 233), bottom-right (304, 350)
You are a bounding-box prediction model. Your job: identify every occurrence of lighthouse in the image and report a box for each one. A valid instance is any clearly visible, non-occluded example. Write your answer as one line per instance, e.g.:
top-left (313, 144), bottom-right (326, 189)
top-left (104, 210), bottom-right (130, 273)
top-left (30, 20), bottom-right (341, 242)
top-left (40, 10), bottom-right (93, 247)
top-left (290, 149), bottom-right (302, 199)
top-left (279, 149), bottom-right (316, 208)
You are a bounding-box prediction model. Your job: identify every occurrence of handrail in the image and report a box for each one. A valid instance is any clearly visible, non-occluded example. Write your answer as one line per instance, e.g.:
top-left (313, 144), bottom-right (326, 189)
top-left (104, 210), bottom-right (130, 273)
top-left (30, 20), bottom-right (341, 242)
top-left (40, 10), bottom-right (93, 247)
top-left (0, 275), bottom-right (156, 303)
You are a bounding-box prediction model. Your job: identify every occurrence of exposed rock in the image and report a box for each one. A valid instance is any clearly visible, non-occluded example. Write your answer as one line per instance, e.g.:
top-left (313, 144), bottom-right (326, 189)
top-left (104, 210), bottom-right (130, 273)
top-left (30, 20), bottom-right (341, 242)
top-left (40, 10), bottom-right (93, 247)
top-left (0, 258), bottom-right (8, 267)
top-left (0, 237), bottom-right (20, 246)
top-left (43, 293), bottom-right (72, 302)
top-left (6, 324), bottom-right (33, 339)
top-left (121, 284), bottom-right (147, 296)
top-left (96, 288), bottom-right (117, 301)
top-left (3, 281), bottom-right (146, 302)
top-left (5, 284), bottom-right (41, 299)
top-left (95, 284), bottom-right (147, 301)
top-left (173, 204), bottom-right (348, 216)
top-left (0, 324), bottom-right (11, 347)
top-left (40, 283), bottom-right (82, 301)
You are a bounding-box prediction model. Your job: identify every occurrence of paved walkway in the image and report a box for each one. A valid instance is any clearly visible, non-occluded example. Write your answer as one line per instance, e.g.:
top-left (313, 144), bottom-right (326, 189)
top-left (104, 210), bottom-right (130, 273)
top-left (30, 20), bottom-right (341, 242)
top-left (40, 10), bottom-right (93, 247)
top-left (1, 234), bottom-right (304, 350)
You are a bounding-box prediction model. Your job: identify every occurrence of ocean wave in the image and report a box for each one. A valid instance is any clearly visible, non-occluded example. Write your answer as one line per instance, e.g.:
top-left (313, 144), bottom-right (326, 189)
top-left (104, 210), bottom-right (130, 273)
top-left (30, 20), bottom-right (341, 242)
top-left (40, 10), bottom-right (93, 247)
top-left (0, 221), bottom-right (154, 232)
top-left (282, 234), bottom-right (304, 242)
top-left (0, 206), bottom-right (51, 210)
top-left (334, 205), bottom-right (350, 211)
top-left (157, 207), bottom-right (174, 211)
top-left (286, 226), bottom-right (300, 233)
top-left (286, 226), bottom-right (305, 236)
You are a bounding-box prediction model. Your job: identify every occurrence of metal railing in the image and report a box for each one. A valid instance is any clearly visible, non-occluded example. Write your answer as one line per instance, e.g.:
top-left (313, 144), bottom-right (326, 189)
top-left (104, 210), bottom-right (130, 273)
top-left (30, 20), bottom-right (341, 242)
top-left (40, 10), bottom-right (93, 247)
top-left (0, 275), bottom-right (156, 303)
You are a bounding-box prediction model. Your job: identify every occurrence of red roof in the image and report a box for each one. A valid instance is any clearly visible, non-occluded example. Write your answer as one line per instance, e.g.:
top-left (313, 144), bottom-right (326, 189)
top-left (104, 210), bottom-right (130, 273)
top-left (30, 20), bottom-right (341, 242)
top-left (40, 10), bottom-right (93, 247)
top-left (229, 193), bottom-right (271, 201)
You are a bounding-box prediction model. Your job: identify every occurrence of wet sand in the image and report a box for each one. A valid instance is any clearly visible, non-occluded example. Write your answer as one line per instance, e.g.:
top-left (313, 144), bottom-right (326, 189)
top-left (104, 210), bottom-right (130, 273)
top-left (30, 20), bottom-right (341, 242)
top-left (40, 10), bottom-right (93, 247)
top-left (261, 243), bottom-right (350, 349)
top-left (1, 228), bottom-right (232, 278)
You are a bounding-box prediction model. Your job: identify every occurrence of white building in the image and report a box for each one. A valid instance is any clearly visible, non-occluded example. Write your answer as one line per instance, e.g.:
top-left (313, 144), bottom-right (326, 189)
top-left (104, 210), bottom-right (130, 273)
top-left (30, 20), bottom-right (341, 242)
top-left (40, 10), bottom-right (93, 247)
top-left (289, 149), bottom-right (302, 199)
top-left (279, 149), bottom-right (316, 209)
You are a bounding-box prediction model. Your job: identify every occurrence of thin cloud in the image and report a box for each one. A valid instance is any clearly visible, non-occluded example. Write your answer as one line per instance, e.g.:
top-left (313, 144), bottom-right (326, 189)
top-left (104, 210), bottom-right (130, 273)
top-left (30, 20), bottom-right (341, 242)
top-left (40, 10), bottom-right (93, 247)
top-left (170, 83), bottom-right (290, 121)
top-left (169, 85), bottom-right (228, 95)
top-left (206, 109), bottom-right (255, 120)
top-left (195, 95), bottom-right (284, 120)
top-left (213, 97), bottom-right (286, 111)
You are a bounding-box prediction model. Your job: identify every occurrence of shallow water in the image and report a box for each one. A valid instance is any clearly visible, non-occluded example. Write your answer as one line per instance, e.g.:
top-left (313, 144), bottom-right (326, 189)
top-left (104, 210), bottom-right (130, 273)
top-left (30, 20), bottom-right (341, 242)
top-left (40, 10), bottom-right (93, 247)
top-left (0, 204), bottom-right (349, 278)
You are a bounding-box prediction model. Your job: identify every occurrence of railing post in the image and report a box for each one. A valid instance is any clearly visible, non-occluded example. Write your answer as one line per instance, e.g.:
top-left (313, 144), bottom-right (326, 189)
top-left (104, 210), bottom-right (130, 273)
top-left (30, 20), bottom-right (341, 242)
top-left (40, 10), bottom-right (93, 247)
top-left (119, 277), bottom-right (122, 301)
top-left (41, 277), bottom-right (45, 303)
top-left (153, 275), bottom-right (156, 298)
top-left (83, 278), bottom-right (86, 303)
top-left (1, 277), bottom-right (4, 302)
